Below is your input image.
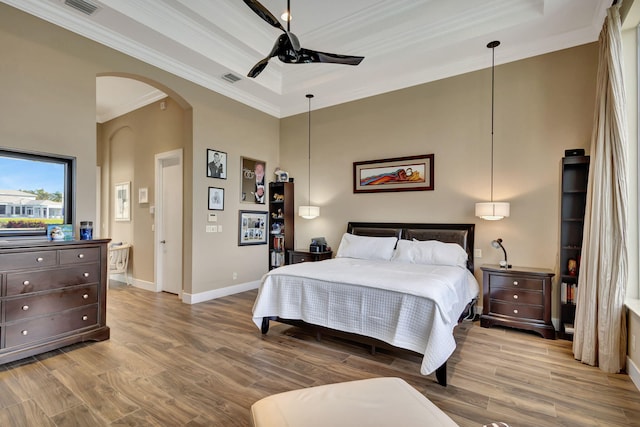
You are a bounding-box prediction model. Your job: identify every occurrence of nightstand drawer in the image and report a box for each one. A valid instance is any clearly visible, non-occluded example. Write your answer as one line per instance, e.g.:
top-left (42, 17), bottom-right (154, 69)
top-left (288, 250), bottom-right (332, 265)
top-left (490, 288), bottom-right (542, 306)
top-left (489, 275), bottom-right (544, 291)
top-left (489, 300), bottom-right (543, 320)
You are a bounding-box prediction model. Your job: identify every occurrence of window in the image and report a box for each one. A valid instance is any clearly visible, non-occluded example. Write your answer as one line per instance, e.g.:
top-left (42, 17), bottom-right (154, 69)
top-left (0, 148), bottom-right (75, 238)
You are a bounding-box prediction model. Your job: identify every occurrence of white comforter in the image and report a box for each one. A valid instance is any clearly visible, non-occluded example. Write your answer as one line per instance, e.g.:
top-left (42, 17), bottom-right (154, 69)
top-left (252, 258), bottom-right (479, 375)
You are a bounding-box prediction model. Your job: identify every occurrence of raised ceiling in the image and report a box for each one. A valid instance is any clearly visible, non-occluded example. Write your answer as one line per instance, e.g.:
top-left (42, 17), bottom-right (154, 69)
top-left (3, 0), bottom-right (611, 118)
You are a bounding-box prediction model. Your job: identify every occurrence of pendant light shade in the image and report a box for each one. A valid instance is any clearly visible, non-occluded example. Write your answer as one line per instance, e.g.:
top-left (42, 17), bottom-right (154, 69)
top-left (476, 40), bottom-right (510, 221)
top-left (299, 93), bottom-right (319, 219)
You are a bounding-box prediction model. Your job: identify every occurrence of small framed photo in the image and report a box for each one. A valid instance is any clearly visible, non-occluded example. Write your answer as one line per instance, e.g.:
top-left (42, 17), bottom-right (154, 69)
top-left (240, 156), bottom-right (266, 204)
top-left (115, 181), bottom-right (131, 221)
top-left (208, 187), bottom-right (224, 211)
top-left (238, 210), bottom-right (267, 246)
top-left (138, 187), bottom-right (149, 204)
top-left (207, 149), bottom-right (227, 179)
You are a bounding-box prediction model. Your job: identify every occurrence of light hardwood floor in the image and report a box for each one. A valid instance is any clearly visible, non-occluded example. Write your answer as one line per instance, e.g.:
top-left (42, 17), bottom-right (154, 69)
top-left (0, 284), bottom-right (639, 426)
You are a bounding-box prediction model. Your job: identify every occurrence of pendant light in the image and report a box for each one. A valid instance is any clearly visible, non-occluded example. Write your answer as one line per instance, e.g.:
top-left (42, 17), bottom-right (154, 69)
top-left (298, 94), bottom-right (319, 219)
top-left (476, 40), bottom-right (510, 221)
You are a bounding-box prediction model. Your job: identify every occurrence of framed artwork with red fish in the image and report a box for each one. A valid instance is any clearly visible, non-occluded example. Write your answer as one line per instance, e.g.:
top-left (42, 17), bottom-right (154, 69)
top-left (353, 154), bottom-right (434, 193)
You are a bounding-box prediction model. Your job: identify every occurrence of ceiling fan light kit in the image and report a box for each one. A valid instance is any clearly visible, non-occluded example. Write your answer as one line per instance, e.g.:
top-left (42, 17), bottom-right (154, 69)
top-left (243, 0), bottom-right (364, 78)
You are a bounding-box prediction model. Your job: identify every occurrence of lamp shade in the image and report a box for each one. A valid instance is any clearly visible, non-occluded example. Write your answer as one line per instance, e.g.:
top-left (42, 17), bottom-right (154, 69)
top-left (475, 202), bottom-right (510, 220)
top-left (298, 205), bottom-right (320, 219)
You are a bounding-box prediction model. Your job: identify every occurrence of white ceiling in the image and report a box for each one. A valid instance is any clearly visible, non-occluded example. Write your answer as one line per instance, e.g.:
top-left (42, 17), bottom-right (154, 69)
top-left (3, 0), bottom-right (612, 120)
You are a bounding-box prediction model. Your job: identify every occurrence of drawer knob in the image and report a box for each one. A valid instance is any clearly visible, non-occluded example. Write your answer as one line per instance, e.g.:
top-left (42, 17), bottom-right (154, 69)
top-left (78, 253), bottom-right (85, 259)
top-left (23, 280), bottom-right (30, 286)
top-left (513, 295), bottom-right (519, 299)
top-left (22, 305), bottom-right (29, 311)
top-left (21, 330), bottom-right (28, 336)
top-left (300, 258), bottom-right (305, 262)
top-left (82, 315), bottom-right (89, 321)
top-left (83, 294), bottom-right (89, 299)
top-left (513, 281), bottom-right (519, 286)
top-left (83, 272), bottom-right (90, 278)
top-left (36, 257), bottom-right (44, 262)
top-left (513, 309), bottom-right (519, 314)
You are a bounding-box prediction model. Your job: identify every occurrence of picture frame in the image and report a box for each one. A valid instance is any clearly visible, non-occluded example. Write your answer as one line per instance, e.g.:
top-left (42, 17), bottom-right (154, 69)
top-left (238, 210), bottom-right (268, 246)
top-left (207, 149), bottom-right (227, 179)
top-left (138, 187), bottom-right (148, 204)
top-left (353, 154), bottom-right (434, 193)
top-left (240, 156), bottom-right (266, 204)
top-left (208, 187), bottom-right (224, 211)
top-left (114, 181), bottom-right (131, 221)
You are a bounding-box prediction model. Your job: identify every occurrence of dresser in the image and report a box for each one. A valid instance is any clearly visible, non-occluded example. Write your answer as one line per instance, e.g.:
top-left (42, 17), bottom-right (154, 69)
top-left (480, 265), bottom-right (555, 339)
top-left (0, 239), bottom-right (110, 364)
top-left (288, 250), bottom-right (332, 264)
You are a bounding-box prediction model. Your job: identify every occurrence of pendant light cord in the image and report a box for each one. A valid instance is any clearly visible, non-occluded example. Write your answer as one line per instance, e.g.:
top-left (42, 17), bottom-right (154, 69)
top-left (487, 41), bottom-right (500, 203)
top-left (306, 94), bottom-right (314, 206)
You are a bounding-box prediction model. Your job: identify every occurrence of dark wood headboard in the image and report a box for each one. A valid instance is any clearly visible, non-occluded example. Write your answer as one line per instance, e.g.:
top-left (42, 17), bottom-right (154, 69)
top-left (346, 222), bottom-right (475, 272)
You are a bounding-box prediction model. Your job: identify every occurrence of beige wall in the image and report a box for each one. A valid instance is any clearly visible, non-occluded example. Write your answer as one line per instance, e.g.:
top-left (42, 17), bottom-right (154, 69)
top-left (0, 4), bottom-right (280, 295)
top-left (281, 44), bottom-right (598, 321)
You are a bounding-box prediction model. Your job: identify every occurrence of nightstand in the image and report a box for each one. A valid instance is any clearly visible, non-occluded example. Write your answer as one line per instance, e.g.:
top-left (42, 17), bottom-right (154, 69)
top-left (288, 250), bottom-right (332, 264)
top-left (480, 265), bottom-right (555, 339)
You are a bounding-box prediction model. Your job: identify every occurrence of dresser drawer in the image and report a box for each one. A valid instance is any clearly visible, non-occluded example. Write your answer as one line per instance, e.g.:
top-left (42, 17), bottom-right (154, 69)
top-left (5, 285), bottom-right (98, 321)
top-left (5, 304), bottom-right (98, 348)
top-left (6, 264), bottom-right (100, 296)
top-left (490, 288), bottom-right (542, 306)
top-left (0, 251), bottom-right (57, 271)
top-left (489, 274), bottom-right (544, 291)
top-left (59, 247), bottom-right (100, 265)
top-left (489, 300), bottom-right (543, 320)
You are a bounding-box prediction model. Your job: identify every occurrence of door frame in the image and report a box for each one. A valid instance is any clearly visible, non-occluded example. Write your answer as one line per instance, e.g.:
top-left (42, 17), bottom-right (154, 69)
top-left (154, 148), bottom-right (183, 294)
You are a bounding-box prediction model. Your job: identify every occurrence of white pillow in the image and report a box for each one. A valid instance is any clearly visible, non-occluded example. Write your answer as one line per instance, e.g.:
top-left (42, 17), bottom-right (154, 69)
top-left (391, 239), bottom-right (468, 268)
top-left (335, 233), bottom-right (398, 261)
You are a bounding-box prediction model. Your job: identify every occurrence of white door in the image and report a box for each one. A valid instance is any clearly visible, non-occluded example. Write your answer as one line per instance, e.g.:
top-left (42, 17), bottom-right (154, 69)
top-left (155, 149), bottom-right (183, 295)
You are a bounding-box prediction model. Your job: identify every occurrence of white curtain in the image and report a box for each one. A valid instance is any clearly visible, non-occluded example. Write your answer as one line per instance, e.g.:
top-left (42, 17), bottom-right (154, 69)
top-left (573, 3), bottom-right (628, 373)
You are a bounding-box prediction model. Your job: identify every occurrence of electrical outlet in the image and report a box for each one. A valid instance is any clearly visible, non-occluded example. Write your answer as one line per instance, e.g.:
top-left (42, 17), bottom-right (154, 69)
top-left (232, 272), bottom-right (237, 280)
top-left (474, 249), bottom-right (482, 258)
top-left (206, 225), bottom-right (215, 233)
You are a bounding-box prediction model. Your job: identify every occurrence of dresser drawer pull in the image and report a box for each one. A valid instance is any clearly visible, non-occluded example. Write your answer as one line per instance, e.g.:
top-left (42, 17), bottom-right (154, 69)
top-left (21, 330), bottom-right (28, 336)
top-left (513, 309), bottom-right (519, 314)
top-left (300, 258), bottom-right (305, 262)
top-left (83, 272), bottom-right (90, 278)
top-left (23, 280), bottom-right (30, 286)
top-left (83, 294), bottom-right (89, 299)
top-left (78, 253), bottom-right (85, 259)
top-left (82, 315), bottom-right (89, 321)
top-left (22, 305), bottom-right (29, 311)
top-left (513, 295), bottom-right (519, 299)
top-left (513, 281), bottom-right (519, 286)
top-left (36, 257), bottom-right (44, 262)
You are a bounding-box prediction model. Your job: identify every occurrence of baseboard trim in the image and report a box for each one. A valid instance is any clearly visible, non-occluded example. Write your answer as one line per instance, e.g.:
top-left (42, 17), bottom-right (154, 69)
top-left (182, 280), bottom-right (261, 304)
top-left (628, 356), bottom-right (640, 392)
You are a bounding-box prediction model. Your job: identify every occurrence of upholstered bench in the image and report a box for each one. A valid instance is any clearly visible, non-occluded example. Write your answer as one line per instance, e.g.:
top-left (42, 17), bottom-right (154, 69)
top-left (249, 377), bottom-right (459, 427)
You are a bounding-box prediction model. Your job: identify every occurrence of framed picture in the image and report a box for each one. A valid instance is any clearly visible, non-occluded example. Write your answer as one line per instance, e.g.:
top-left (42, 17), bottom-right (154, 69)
top-left (208, 187), bottom-right (224, 210)
top-left (240, 156), bottom-right (266, 204)
top-left (238, 210), bottom-right (268, 246)
top-left (138, 187), bottom-right (148, 204)
top-left (114, 181), bottom-right (131, 221)
top-left (353, 154), bottom-right (434, 193)
top-left (207, 149), bottom-right (227, 179)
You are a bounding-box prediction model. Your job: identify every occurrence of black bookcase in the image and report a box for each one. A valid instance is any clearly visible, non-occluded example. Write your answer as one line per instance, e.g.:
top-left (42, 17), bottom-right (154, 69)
top-left (558, 155), bottom-right (589, 340)
top-left (268, 182), bottom-right (294, 269)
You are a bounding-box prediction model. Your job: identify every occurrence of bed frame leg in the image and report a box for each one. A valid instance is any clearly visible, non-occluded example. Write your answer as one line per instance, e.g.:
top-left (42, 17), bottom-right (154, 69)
top-left (435, 362), bottom-right (447, 386)
top-left (261, 317), bottom-right (270, 334)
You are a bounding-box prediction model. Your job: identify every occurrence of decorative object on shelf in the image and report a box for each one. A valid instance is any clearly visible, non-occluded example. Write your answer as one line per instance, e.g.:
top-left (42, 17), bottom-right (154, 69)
top-left (353, 154), bottom-right (434, 193)
top-left (567, 258), bottom-right (577, 276)
top-left (491, 238), bottom-right (510, 268)
top-left (206, 149), bottom-right (227, 179)
top-left (80, 221), bottom-right (93, 240)
top-left (208, 187), bottom-right (224, 211)
top-left (476, 40), bottom-right (510, 221)
top-left (299, 94), bottom-right (320, 219)
top-left (241, 156), bottom-right (266, 204)
top-left (114, 181), bottom-right (131, 221)
top-left (274, 167), bottom-right (289, 182)
top-left (238, 210), bottom-right (268, 245)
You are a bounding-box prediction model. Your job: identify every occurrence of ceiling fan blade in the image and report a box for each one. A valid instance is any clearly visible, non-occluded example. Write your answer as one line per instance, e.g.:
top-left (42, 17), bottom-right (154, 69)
top-left (248, 57), bottom-right (271, 78)
top-left (247, 34), bottom-right (287, 78)
top-left (299, 48), bottom-right (364, 65)
top-left (243, 0), bottom-right (285, 32)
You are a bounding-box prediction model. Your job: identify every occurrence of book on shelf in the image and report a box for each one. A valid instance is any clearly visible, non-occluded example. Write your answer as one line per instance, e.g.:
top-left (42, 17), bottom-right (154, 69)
top-left (270, 250), bottom-right (285, 267)
top-left (561, 282), bottom-right (578, 304)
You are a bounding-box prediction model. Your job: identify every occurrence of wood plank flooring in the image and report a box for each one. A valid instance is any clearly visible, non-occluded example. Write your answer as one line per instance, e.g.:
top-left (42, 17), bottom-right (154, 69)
top-left (0, 284), bottom-right (639, 426)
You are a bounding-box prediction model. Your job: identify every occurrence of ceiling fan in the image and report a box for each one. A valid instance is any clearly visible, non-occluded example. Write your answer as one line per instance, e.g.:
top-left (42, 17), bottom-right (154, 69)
top-left (243, 0), bottom-right (365, 78)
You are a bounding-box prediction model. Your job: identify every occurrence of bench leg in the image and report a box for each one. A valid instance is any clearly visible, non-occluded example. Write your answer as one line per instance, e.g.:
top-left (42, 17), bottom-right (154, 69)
top-left (261, 317), bottom-right (270, 334)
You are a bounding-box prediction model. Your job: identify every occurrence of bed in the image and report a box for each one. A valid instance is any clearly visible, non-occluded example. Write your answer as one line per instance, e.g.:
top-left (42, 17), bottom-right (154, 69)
top-left (252, 222), bottom-right (479, 386)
